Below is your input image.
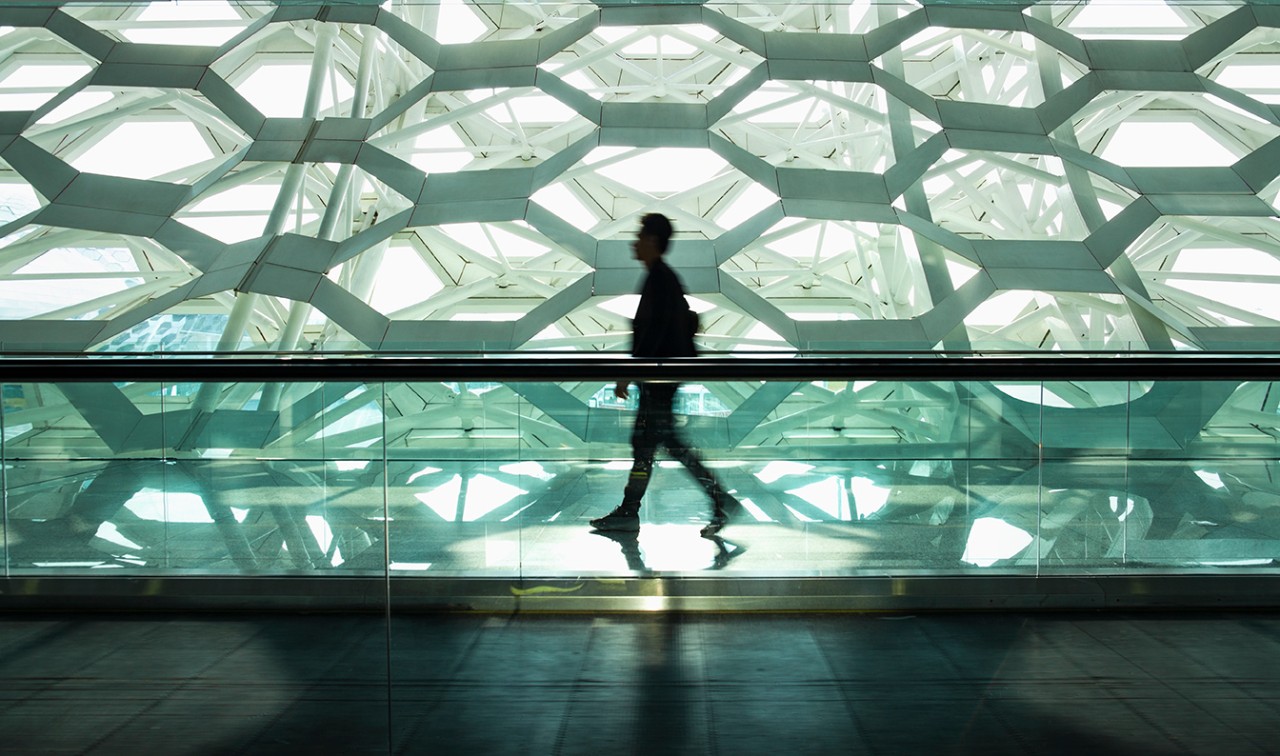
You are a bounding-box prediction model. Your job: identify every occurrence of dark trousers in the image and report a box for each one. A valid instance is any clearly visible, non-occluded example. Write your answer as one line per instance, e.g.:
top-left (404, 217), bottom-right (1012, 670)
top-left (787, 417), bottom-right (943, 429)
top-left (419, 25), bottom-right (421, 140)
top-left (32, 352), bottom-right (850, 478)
top-left (620, 383), bottom-right (727, 513)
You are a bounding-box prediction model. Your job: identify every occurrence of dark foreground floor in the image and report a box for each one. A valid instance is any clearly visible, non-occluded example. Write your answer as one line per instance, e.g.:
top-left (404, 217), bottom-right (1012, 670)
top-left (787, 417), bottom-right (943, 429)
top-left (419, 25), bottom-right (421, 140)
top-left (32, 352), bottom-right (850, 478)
top-left (1, 610), bottom-right (1278, 755)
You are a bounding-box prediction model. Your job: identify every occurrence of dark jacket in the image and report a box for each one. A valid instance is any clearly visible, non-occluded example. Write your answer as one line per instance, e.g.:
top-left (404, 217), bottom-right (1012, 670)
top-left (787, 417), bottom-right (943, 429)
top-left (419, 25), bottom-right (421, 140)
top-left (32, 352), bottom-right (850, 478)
top-left (631, 258), bottom-right (695, 358)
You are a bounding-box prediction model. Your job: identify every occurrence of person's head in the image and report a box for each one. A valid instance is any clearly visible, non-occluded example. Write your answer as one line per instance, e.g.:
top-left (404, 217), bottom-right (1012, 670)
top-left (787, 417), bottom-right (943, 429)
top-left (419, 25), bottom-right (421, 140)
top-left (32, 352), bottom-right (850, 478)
top-left (633, 212), bottom-right (672, 267)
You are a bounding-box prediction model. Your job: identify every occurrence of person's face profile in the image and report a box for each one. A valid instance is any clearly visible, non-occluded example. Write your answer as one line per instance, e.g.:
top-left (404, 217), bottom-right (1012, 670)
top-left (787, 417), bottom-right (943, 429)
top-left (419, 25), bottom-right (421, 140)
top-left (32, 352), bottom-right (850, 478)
top-left (633, 231), bottom-right (661, 265)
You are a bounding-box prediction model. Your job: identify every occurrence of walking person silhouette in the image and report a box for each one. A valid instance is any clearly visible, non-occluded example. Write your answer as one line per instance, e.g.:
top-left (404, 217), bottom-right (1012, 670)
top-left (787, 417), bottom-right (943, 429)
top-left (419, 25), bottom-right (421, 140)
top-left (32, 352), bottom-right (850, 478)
top-left (590, 213), bottom-right (738, 537)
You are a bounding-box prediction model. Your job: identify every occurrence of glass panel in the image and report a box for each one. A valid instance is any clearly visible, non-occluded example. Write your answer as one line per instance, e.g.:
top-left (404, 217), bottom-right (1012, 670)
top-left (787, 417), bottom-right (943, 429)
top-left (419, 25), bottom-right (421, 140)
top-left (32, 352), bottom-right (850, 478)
top-left (1110, 459), bottom-right (1243, 568)
top-left (1033, 379), bottom-right (1280, 572)
top-left (469, 379), bottom-right (1046, 576)
top-left (1121, 379), bottom-right (1280, 570)
top-left (1038, 459), bottom-right (1129, 572)
top-left (386, 379), bottom-right (525, 577)
top-left (1038, 380), bottom-right (1130, 572)
top-left (955, 381), bottom-right (1043, 573)
top-left (10, 373), bottom-right (1278, 579)
top-left (154, 379), bottom-right (388, 575)
top-left (2, 381), bottom-right (166, 573)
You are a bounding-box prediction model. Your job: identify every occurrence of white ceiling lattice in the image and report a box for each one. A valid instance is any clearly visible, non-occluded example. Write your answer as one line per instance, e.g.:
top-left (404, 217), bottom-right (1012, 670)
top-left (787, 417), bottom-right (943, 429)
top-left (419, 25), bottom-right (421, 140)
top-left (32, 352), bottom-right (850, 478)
top-left (0, 1), bottom-right (1276, 354)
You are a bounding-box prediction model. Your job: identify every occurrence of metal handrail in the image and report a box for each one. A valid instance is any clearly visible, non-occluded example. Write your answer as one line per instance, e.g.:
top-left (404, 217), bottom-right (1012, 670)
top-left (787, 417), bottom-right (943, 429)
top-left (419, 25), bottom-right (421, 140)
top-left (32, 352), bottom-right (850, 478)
top-left (3, 353), bottom-right (1280, 382)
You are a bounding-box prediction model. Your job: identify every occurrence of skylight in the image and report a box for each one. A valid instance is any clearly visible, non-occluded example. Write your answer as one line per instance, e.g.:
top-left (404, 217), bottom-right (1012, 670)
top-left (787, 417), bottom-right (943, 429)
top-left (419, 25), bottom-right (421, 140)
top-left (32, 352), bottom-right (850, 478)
top-left (1100, 121), bottom-right (1243, 166)
top-left (367, 243), bottom-right (444, 316)
top-left (234, 62), bottom-right (353, 118)
top-left (68, 120), bottom-right (215, 181)
top-left (1211, 62), bottom-right (1280, 105)
top-left (1060, 0), bottom-right (1195, 39)
top-left (583, 147), bottom-right (732, 197)
top-left (125, 1), bottom-right (249, 46)
top-left (429, 0), bottom-right (490, 44)
top-left (0, 63), bottom-right (92, 110)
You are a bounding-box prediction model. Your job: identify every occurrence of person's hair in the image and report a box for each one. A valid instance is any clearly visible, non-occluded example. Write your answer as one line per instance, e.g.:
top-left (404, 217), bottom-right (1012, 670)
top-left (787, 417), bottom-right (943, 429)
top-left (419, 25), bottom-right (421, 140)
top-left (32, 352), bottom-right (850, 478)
top-left (639, 213), bottom-right (673, 255)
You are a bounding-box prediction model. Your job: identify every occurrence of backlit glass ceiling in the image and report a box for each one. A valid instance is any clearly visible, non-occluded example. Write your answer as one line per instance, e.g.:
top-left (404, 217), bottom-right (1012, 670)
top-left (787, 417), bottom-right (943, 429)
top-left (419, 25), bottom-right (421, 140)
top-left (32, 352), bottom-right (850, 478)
top-left (0, 0), bottom-right (1277, 353)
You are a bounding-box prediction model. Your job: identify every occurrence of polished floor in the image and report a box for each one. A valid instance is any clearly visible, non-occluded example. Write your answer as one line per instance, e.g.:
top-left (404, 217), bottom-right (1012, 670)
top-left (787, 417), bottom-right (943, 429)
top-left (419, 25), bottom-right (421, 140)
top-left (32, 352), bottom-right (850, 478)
top-left (1, 610), bottom-right (1279, 754)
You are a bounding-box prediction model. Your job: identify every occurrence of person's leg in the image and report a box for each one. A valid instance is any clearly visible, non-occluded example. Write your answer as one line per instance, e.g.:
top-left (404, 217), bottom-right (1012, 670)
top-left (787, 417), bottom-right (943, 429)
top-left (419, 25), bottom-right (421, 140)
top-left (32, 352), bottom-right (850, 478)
top-left (591, 383), bottom-right (660, 531)
top-left (670, 447), bottom-right (738, 536)
top-left (651, 385), bottom-right (739, 536)
top-left (626, 381), bottom-right (677, 501)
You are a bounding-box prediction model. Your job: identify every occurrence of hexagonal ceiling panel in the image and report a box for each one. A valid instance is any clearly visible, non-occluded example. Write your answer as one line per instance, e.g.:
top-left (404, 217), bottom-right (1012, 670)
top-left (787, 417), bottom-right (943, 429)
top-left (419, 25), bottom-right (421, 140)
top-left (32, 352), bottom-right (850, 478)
top-left (724, 218), bottom-right (938, 319)
top-left (887, 27), bottom-right (1086, 108)
top-left (63, 2), bottom-right (265, 46)
top-left (0, 1), bottom-right (1274, 357)
top-left (27, 88), bottom-right (251, 183)
top-left (371, 87), bottom-right (596, 173)
top-left (923, 149), bottom-right (1138, 240)
top-left (715, 80), bottom-right (939, 171)
top-left (540, 22), bottom-right (762, 102)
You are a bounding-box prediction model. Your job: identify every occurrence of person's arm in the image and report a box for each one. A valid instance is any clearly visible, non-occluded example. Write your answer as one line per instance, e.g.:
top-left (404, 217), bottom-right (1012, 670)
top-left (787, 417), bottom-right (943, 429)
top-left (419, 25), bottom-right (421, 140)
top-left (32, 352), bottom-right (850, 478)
top-left (631, 265), bottom-right (685, 357)
top-left (623, 270), bottom-right (652, 396)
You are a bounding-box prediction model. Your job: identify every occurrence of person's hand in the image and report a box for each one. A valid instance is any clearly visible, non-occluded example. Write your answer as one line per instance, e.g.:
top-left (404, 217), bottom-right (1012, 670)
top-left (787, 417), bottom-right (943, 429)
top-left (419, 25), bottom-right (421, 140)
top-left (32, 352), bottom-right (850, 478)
top-left (614, 381), bottom-right (629, 400)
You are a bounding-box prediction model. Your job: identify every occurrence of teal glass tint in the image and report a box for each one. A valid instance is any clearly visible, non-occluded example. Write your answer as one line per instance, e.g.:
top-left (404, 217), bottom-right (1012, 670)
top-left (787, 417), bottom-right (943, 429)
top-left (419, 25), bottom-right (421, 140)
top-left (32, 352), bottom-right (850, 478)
top-left (2, 382), bottom-right (166, 573)
top-left (0, 378), bottom-right (393, 576)
top-left (1035, 459), bottom-right (1128, 571)
top-left (956, 381), bottom-right (1041, 460)
top-left (3, 374), bottom-right (1279, 578)
top-left (165, 380), bottom-right (388, 575)
top-left (1188, 380), bottom-right (1280, 453)
top-left (386, 380), bottom-right (525, 576)
top-left (1038, 381), bottom-right (1133, 453)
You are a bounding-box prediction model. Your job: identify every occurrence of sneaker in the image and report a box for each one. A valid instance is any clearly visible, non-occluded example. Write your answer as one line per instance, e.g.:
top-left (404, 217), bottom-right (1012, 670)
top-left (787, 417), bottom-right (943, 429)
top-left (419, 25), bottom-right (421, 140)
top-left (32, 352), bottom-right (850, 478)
top-left (590, 508), bottom-right (640, 532)
top-left (700, 495), bottom-right (740, 537)
top-left (700, 511), bottom-right (728, 537)
top-left (707, 537), bottom-right (747, 570)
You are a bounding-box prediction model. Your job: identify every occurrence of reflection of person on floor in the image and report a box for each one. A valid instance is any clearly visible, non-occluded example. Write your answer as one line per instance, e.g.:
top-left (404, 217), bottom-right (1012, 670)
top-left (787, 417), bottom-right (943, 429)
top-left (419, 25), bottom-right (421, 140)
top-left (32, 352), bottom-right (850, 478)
top-left (590, 213), bottom-right (738, 537)
top-left (705, 535), bottom-right (747, 570)
top-left (592, 530), bottom-right (649, 572)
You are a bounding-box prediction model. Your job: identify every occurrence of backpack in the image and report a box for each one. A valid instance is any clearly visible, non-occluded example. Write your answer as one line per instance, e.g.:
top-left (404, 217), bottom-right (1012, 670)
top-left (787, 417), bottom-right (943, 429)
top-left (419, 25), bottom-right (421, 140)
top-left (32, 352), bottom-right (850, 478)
top-left (684, 307), bottom-right (699, 356)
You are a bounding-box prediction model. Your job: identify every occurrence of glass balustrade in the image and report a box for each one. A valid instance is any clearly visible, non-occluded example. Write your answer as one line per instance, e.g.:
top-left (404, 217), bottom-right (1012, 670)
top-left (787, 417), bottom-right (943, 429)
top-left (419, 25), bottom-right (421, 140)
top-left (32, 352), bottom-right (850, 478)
top-left (4, 361), bottom-right (1278, 580)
